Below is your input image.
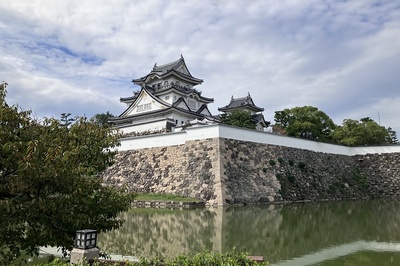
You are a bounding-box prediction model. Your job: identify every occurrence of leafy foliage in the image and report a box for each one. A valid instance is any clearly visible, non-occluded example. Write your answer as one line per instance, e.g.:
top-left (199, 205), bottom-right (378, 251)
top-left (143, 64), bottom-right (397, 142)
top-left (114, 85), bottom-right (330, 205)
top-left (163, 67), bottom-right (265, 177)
top-left (220, 109), bottom-right (256, 129)
top-left (274, 106), bottom-right (398, 146)
top-left (92, 112), bottom-right (115, 127)
top-left (331, 117), bottom-right (396, 146)
top-left (60, 112), bottom-right (74, 127)
top-left (0, 83), bottom-right (134, 263)
top-left (32, 250), bottom-right (269, 265)
top-left (274, 106), bottom-right (336, 141)
top-left (386, 127), bottom-right (399, 144)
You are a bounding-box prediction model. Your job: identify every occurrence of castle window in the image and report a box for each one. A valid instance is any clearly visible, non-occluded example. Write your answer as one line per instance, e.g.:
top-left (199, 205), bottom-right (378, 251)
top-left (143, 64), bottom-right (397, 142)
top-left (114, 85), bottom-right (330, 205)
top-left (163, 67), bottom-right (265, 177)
top-left (137, 103), bottom-right (151, 112)
top-left (165, 95), bottom-right (170, 101)
top-left (188, 99), bottom-right (197, 110)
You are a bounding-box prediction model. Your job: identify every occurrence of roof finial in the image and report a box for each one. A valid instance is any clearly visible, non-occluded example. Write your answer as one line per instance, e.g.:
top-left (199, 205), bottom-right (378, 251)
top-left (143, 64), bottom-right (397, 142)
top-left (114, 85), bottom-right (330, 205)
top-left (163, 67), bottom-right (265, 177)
top-left (153, 63), bottom-right (157, 70)
top-left (1, 81), bottom-right (8, 89)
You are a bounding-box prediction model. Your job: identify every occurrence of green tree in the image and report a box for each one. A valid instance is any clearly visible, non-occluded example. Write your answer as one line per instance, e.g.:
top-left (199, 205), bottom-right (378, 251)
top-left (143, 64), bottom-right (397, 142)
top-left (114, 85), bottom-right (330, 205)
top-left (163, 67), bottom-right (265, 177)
top-left (387, 127), bottom-right (399, 144)
top-left (60, 112), bottom-right (74, 127)
top-left (331, 117), bottom-right (395, 146)
top-left (0, 83), bottom-right (134, 263)
top-left (274, 106), bottom-right (336, 141)
top-left (91, 111), bottom-right (114, 127)
top-left (220, 109), bottom-right (256, 129)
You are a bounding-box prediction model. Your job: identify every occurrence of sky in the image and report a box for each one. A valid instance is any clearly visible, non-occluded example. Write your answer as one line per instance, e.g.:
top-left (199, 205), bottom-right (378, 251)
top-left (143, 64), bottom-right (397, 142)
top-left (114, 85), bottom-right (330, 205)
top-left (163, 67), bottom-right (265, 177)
top-left (1, 0), bottom-right (399, 134)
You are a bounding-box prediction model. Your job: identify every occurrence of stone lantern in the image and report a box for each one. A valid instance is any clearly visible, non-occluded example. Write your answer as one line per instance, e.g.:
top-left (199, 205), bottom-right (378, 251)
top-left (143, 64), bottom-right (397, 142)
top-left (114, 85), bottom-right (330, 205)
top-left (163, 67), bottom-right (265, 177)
top-left (70, 229), bottom-right (100, 265)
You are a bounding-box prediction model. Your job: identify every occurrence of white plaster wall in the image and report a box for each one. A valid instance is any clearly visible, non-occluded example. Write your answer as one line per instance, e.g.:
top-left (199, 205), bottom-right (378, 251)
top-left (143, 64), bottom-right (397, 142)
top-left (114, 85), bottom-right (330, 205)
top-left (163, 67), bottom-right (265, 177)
top-left (119, 131), bottom-right (187, 150)
top-left (118, 120), bottom-right (167, 134)
top-left (118, 124), bottom-right (400, 155)
top-left (351, 146), bottom-right (400, 155)
top-left (170, 113), bottom-right (194, 126)
top-left (218, 125), bottom-right (354, 155)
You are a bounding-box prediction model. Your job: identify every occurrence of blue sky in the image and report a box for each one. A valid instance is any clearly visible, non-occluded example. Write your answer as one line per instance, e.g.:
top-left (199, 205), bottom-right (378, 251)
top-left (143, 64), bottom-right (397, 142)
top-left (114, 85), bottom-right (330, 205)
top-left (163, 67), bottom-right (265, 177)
top-left (0, 0), bottom-right (399, 134)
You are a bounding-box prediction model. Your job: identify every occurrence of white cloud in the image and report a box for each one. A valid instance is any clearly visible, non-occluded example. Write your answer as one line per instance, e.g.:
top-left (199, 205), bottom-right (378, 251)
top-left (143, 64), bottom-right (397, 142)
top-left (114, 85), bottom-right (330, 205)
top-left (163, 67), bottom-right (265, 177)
top-left (0, 0), bottom-right (399, 135)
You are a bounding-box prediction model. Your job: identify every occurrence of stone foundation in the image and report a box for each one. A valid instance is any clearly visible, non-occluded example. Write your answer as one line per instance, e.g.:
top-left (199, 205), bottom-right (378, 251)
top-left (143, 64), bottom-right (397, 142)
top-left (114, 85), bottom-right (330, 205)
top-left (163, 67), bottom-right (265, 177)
top-left (101, 137), bottom-right (400, 205)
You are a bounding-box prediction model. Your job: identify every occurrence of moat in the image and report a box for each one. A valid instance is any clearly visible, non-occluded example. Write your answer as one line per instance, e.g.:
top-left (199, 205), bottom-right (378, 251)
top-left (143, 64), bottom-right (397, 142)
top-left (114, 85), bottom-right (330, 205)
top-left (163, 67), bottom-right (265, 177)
top-left (98, 200), bottom-right (400, 265)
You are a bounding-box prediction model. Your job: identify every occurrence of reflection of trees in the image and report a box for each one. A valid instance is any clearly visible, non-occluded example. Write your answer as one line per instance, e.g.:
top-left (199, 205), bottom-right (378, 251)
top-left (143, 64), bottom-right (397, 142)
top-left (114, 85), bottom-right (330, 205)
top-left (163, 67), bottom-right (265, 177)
top-left (280, 200), bottom-right (400, 259)
top-left (98, 208), bottom-right (217, 258)
top-left (222, 201), bottom-right (400, 262)
top-left (220, 205), bottom-right (283, 259)
top-left (98, 201), bottom-right (400, 264)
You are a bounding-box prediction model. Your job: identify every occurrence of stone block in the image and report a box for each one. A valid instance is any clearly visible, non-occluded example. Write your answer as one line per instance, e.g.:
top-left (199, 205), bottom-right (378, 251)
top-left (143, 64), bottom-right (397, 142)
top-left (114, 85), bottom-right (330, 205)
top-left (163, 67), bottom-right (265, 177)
top-left (70, 248), bottom-right (99, 265)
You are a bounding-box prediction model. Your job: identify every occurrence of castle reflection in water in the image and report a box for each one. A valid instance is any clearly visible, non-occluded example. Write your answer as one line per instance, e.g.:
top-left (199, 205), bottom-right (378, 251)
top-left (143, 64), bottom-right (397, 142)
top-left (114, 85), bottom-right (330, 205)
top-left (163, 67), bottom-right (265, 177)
top-left (98, 200), bottom-right (400, 265)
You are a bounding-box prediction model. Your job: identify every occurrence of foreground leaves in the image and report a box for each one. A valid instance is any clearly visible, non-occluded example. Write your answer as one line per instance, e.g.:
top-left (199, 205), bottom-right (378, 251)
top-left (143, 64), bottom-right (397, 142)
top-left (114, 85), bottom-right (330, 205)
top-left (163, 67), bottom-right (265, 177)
top-left (0, 83), bottom-right (134, 264)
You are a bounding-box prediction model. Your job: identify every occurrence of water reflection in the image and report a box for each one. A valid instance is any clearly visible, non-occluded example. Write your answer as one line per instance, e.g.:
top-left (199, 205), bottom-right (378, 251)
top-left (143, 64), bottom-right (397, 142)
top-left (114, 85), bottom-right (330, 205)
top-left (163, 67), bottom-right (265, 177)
top-left (273, 241), bottom-right (400, 266)
top-left (98, 200), bottom-right (400, 264)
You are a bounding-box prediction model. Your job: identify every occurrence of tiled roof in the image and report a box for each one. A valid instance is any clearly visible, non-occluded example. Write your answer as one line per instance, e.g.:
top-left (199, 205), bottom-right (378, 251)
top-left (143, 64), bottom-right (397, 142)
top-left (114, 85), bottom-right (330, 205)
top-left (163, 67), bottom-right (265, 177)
top-left (132, 55), bottom-right (203, 85)
top-left (109, 104), bottom-right (207, 125)
top-left (251, 113), bottom-right (270, 127)
top-left (218, 93), bottom-right (264, 112)
top-left (120, 91), bottom-right (141, 103)
top-left (152, 57), bottom-right (183, 73)
top-left (121, 83), bottom-right (213, 104)
top-left (196, 104), bottom-right (212, 116)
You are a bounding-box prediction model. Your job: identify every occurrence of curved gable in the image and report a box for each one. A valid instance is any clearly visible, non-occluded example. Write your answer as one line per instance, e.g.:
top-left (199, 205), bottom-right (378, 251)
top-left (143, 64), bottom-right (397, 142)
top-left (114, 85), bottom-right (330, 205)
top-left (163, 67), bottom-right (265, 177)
top-left (197, 104), bottom-right (212, 116)
top-left (120, 87), bottom-right (169, 117)
top-left (173, 97), bottom-right (190, 111)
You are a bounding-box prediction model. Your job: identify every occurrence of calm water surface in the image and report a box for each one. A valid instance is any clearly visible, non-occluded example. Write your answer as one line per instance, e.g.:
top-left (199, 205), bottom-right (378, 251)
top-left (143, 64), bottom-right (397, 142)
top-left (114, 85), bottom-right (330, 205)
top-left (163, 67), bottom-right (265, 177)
top-left (98, 200), bottom-right (400, 265)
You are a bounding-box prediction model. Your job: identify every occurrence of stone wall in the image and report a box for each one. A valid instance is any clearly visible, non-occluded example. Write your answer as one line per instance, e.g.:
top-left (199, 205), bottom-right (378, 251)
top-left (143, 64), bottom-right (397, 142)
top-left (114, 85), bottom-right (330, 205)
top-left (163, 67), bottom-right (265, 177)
top-left (355, 153), bottom-right (400, 198)
top-left (221, 139), bottom-right (400, 203)
top-left (101, 137), bottom-right (400, 205)
top-left (102, 138), bottom-right (225, 205)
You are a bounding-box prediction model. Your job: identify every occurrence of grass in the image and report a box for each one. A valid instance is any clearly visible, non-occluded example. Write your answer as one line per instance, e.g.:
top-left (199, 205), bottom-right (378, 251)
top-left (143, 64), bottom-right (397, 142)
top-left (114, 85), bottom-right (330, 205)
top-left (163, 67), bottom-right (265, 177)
top-left (135, 193), bottom-right (201, 202)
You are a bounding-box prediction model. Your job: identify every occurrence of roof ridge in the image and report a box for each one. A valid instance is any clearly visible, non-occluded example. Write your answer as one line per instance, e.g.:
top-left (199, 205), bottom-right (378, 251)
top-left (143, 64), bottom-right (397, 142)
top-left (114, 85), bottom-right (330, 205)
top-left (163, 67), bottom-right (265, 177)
top-left (153, 57), bottom-right (183, 71)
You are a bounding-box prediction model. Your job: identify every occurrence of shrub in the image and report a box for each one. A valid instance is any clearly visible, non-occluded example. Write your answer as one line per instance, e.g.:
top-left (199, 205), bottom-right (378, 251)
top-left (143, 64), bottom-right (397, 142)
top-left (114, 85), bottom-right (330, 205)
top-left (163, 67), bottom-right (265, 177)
top-left (263, 168), bottom-right (268, 173)
top-left (33, 250), bottom-right (270, 265)
top-left (277, 158), bottom-right (284, 164)
top-left (298, 162), bottom-right (307, 169)
top-left (269, 159), bottom-right (276, 166)
top-left (287, 173), bottom-right (295, 183)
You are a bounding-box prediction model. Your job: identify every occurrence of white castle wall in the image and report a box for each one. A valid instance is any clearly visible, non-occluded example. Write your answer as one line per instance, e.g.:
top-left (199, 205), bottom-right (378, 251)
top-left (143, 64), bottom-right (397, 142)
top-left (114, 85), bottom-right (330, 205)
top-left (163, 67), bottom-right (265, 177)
top-left (118, 124), bottom-right (400, 155)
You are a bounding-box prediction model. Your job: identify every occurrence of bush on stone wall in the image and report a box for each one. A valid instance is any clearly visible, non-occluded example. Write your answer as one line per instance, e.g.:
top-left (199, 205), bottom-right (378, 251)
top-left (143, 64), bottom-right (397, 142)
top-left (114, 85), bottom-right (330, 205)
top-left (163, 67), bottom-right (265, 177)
top-left (298, 162), bottom-right (307, 169)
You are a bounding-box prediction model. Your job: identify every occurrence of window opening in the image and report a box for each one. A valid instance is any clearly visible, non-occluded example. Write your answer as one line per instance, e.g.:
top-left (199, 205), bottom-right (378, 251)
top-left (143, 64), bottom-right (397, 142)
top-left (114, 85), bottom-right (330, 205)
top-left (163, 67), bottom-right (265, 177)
top-left (188, 100), bottom-right (197, 110)
top-left (137, 103), bottom-right (151, 112)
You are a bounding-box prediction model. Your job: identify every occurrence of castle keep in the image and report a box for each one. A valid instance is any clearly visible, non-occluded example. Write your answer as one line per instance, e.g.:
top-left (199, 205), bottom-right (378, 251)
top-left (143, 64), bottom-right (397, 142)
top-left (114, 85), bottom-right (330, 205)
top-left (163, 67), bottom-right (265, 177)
top-left (109, 56), bottom-right (268, 135)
